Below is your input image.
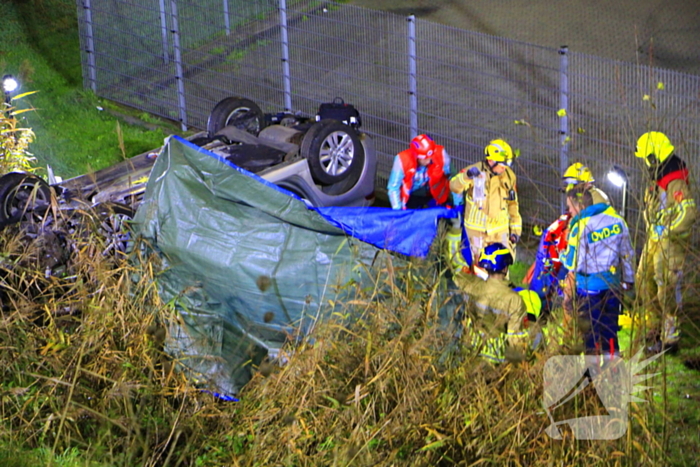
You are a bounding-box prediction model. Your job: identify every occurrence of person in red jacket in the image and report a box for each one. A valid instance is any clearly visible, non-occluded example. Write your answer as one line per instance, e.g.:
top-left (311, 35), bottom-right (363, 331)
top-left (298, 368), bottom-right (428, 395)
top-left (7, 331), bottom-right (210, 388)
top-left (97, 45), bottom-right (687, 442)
top-left (526, 212), bottom-right (571, 320)
top-left (387, 134), bottom-right (452, 210)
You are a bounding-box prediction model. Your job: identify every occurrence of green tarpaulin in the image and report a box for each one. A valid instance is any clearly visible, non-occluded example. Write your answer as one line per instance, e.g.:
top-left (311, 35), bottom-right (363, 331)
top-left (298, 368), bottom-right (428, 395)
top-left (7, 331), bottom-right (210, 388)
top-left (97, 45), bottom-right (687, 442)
top-left (134, 136), bottom-right (378, 395)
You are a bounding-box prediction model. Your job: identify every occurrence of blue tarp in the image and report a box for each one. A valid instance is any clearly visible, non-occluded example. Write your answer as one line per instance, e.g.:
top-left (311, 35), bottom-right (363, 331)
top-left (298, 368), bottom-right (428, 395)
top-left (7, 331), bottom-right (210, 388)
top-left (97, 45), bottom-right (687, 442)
top-left (169, 135), bottom-right (456, 259)
top-left (316, 206), bottom-right (457, 258)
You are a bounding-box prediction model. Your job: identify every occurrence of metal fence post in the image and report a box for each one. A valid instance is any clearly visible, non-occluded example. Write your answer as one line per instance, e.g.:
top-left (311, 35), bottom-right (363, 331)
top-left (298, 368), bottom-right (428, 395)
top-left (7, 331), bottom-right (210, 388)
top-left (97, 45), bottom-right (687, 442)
top-left (158, 0), bottom-right (170, 64)
top-left (81, 0), bottom-right (97, 92)
top-left (279, 0), bottom-right (292, 112)
top-left (223, 0), bottom-right (231, 36)
top-left (170, 0), bottom-right (188, 131)
top-left (558, 45), bottom-right (569, 213)
top-left (407, 15), bottom-right (418, 139)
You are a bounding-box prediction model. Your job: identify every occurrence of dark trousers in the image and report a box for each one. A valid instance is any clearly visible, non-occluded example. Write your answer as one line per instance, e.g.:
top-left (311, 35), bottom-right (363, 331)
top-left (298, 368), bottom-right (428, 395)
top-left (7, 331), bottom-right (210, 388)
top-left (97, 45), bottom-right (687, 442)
top-left (406, 186), bottom-right (435, 210)
top-left (576, 289), bottom-right (621, 355)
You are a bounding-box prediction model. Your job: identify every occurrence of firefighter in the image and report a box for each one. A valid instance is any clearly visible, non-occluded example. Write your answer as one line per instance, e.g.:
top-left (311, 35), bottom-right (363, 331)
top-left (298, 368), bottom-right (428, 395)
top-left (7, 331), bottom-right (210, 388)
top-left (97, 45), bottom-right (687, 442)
top-left (454, 243), bottom-right (530, 363)
top-left (560, 186), bottom-right (635, 362)
top-left (634, 131), bottom-right (696, 351)
top-left (387, 134), bottom-right (452, 210)
top-left (449, 139), bottom-right (522, 271)
top-left (562, 162), bottom-right (611, 205)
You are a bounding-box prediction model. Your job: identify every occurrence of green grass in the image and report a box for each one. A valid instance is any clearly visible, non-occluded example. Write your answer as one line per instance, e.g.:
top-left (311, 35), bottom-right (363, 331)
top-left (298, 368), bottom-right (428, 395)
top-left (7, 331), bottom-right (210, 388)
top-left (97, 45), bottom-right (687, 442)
top-left (616, 316), bottom-right (700, 466)
top-left (655, 356), bottom-right (700, 465)
top-left (0, 445), bottom-right (109, 467)
top-left (1, 0), bottom-right (180, 179)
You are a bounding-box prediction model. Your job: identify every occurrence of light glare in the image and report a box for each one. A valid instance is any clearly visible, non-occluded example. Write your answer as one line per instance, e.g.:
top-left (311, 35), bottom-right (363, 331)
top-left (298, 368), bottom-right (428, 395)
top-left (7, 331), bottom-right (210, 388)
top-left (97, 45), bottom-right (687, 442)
top-left (607, 171), bottom-right (625, 188)
top-left (2, 75), bottom-right (18, 93)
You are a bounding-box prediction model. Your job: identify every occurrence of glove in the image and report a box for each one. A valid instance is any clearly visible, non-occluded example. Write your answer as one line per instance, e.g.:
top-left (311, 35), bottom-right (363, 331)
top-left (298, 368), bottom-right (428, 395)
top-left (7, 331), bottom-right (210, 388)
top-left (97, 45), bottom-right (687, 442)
top-left (466, 167), bottom-right (481, 179)
top-left (510, 233), bottom-right (520, 244)
top-left (654, 225), bottom-right (666, 238)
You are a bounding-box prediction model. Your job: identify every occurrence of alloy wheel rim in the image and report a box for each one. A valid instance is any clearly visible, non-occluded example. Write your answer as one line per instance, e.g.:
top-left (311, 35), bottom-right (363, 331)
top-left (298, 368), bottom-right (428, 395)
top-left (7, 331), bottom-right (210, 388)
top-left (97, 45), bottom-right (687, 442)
top-left (319, 131), bottom-right (354, 176)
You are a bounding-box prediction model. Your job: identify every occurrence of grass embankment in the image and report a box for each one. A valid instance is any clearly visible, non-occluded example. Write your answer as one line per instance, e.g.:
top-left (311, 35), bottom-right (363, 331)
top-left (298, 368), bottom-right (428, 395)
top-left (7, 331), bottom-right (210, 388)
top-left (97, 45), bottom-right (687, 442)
top-left (0, 222), bottom-right (672, 465)
top-left (0, 0), bottom-right (179, 179)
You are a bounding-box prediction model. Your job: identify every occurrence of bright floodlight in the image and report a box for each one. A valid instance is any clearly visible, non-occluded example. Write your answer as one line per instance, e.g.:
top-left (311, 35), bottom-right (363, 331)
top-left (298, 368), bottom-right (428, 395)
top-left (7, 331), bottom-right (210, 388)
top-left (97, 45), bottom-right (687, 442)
top-left (607, 166), bottom-right (627, 188)
top-left (2, 75), bottom-right (18, 94)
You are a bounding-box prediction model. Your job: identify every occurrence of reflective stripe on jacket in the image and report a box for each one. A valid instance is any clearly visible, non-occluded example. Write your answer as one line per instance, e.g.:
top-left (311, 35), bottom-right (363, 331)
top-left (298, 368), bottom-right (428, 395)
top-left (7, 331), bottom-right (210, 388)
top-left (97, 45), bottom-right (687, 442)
top-left (446, 227), bottom-right (470, 271)
top-left (644, 157), bottom-right (696, 240)
top-left (450, 161), bottom-right (521, 236)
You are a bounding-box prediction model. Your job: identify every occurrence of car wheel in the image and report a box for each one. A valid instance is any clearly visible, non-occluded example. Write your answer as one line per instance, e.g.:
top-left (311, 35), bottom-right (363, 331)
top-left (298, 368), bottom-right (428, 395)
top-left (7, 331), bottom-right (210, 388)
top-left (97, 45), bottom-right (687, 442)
top-left (95, 203), bottom-right (135, 257)
top-left (207, 97), bottom-right (265, 137)
top-left (300, 120), bottom-right (365, 185)
top-left (277, 178), bottom-right (322, 207)
top-left (0, 172), bottom-right (53, 225)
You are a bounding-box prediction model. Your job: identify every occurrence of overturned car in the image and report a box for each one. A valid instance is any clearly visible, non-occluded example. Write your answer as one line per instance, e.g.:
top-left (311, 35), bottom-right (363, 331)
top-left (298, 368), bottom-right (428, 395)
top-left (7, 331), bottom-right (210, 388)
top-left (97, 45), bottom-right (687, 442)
top-left (0, 95), bottom-right (376, 237)
top-left (60, 95), bottom-right (377, 210)
top-left (0, 96), bottom-right (377, 273)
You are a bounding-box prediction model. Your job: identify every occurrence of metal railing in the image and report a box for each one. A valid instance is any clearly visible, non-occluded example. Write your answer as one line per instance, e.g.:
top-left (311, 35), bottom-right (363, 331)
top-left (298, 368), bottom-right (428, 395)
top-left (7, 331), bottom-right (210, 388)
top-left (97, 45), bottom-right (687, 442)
top-left (76, 0), bottom-right (700, 233)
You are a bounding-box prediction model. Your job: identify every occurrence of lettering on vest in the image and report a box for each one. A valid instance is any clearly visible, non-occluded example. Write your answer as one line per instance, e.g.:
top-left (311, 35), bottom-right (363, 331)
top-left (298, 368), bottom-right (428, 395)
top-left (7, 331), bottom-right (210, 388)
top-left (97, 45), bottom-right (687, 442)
top-left (588, 222), bottom-right (622, 243)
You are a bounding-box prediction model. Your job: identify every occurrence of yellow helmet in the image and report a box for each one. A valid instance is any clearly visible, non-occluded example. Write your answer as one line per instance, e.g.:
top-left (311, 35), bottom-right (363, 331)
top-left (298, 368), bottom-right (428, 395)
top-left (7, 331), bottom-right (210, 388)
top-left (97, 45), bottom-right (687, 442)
top-left (635, 131), bottom-right (674, 166)
top-left (562, 162), bottom-right (594, 191)
top-left (484, 139), bottom-right (514, 165)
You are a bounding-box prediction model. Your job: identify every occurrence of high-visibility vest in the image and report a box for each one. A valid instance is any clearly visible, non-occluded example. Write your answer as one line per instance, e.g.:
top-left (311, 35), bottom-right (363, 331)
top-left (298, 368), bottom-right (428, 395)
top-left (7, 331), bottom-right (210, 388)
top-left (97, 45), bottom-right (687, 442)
top-left (398, 147), bottom-right (449, 207)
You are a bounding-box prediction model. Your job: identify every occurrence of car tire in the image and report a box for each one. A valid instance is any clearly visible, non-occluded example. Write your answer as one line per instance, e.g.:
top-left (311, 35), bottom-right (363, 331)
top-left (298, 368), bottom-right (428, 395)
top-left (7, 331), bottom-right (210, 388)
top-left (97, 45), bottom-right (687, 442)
top-left (300, 120), bottom-right (365, 185)
top-left (0, 172), bottom-right (53, 225)
top-left (207, 97), bottom-right (265, 137)
top-left (277, 177), bottom-right (322, 207)
top-left (94, 203), bottom-right (135, 257)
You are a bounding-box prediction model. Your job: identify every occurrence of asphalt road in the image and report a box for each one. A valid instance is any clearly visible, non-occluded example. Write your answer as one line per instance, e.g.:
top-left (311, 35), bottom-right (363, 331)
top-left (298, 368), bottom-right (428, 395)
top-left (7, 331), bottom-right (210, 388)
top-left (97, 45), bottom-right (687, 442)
top-left (350, 0), bottom-right (700, 75)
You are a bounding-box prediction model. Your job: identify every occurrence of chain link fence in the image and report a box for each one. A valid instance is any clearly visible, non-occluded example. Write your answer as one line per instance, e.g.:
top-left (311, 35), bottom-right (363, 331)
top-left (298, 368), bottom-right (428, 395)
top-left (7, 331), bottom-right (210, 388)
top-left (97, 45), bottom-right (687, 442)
top-left (76, 0), bottom-right (700, 235)
top-left (350, 0), bottom-right (700, 77)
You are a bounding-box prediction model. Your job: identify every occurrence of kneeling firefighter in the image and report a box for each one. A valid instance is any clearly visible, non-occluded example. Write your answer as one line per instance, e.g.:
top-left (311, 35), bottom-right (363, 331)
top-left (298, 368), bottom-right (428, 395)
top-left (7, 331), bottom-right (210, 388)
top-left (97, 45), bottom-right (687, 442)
top-left (454, 243), bottom-right (531, 363)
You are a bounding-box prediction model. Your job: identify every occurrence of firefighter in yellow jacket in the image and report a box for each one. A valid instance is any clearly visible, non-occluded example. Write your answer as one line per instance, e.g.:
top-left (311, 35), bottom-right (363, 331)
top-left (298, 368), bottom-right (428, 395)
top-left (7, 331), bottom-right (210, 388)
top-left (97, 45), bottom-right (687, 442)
top-left (635, 131), bottom-right (696, 350)
top-left (449, 139), bottom-right (522, 269)
top-left (453, 243), bottom-right (530, 363)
